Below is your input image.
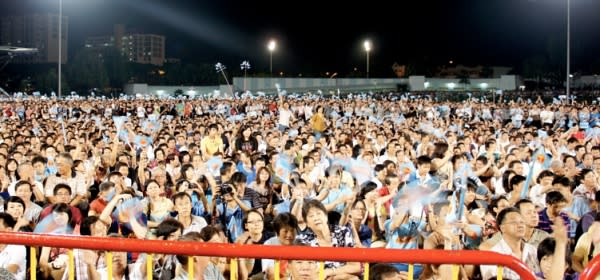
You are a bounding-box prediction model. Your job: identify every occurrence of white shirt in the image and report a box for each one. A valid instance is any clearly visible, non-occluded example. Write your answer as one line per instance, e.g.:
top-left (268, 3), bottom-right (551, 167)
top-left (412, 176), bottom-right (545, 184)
top-left (528, 184), bottom-right (548, 209)
top-left (278, 108), bottom-right (293, 127)
top-left (181, 215), bottom-right (208, 235)
top-left (0, 244), bottom-right (26, 280)
top-left (480, 238), bottom-right (537, 280)
top-left (540, 110), bottom-right (554, 124)
top-left (8, 180), bottom-right (44, 197)
top-left (44, 174), bottom-right (87, 199)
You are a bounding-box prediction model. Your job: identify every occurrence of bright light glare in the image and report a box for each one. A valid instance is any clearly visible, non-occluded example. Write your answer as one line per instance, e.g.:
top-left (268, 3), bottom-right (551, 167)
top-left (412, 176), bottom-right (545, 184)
top-left (268, 40), bottom-right (276, 52)
top-left (364, 40), bottom-right (371, 52)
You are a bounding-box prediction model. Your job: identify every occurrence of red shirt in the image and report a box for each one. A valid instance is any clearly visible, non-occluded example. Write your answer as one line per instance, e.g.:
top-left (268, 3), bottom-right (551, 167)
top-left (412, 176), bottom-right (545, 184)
top-left (378, 186), bottom-right (393, 214)
top-left (40, 205), bottom-right (83, 227)
top-left (89, 197), bottom-right (108, 215)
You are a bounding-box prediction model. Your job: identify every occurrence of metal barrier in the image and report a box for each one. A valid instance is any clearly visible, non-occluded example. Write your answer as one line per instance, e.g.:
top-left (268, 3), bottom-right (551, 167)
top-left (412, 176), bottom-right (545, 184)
top-left (0, 232), bottom-right (536, 280)
top-left (581, 255), bottom-right (600, 280)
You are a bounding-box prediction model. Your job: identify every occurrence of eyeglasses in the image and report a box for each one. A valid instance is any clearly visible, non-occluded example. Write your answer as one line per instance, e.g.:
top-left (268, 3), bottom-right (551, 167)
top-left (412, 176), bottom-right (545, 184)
top-left (502, 220), bottom-right (525, 226)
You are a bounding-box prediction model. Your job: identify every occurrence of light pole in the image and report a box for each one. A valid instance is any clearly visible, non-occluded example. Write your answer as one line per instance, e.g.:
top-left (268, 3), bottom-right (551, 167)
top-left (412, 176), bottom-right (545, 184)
top-left (566, 0), bottom-right (571, 104)
top-left (58, 0), bottom-right (62, 99)
top-left (240, 60), bottom-right (250, 91)
top-left (363, 40), bottom-right (371, 78)
top-left (268, 40), bottom-right (276, 77)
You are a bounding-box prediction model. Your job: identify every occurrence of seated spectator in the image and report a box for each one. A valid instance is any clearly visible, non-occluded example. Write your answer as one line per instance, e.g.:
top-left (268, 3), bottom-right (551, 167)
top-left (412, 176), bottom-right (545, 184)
top-left (88, 181), bottom-right (116, 216)
top-left (537, 191), bottom-right (570, 234)
top-left (39, 184), bottom-right (83, 228)
top-left (296, 199), bottom-right (360, 279)
top-left (369, 263), bottom-right (402, 280)
top-left (262, 212), bottom-right (299, 279)
top-left (0, 213), bottom-right (26, 280)
top-left (480, 207), bottom-right (539, 280)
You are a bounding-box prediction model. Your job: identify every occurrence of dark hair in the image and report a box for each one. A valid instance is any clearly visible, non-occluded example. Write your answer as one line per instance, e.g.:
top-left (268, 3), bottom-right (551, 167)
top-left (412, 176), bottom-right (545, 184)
top-left (514, 199), bottom-right (534, 211)
top-left (358, 181), bottom-right (377, 201)
top-left (80, 216), bottom-right (102, 236)
top-left (14, 180), bottom-right (33, 195)
top-left (180, 164), bottom-right (194, 180)
top-left (172, 191), bottom-right (192, 204)
top-left (536, 170), bottom-right (555, 184)
top-left (272, 213), bottom-right (298, 234)
top-left (502, 170), bottom-right (516, 192)
top-left (243, 209), bottom-right (264, 230)
top-left (5, 196), bottom-right (25, 212)
top-left (230, 172), bottom-right (247, 185)
top-left (369, 263), bottom-right (399, 280)
top-left (488, 195), bottom-right (508, 217)
top-left (53, 183), bottom-right (72, 196)
top-left (416, 155), bottom-right (432, 166)
top-left (552, 176), bottom-right (571, 188)
top-left (219, 161), bottom-right (234, 177)
top-left (496, 207), bottom-right (521, 230)
top-left (155, 219), bottom-right (184, 240)
top-left (537, 237), bottom-right (572, 266)
top-left (301, 199), bottom-right (327, 223)
top-left (545, 191), bottom-right (567, 206)
top-left (509, 175), bottom-right (526, 191)
top-left (199, 225), bottom-right (221, 242)
top-left (0, 212), bottom-right (16, 229)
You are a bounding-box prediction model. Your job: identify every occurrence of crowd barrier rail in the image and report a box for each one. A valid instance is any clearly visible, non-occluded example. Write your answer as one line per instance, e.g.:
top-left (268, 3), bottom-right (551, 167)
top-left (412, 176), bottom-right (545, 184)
top-left (581, 255), bottom-right (600, 280)
top-left (0, 231), bottom-right (536, 280)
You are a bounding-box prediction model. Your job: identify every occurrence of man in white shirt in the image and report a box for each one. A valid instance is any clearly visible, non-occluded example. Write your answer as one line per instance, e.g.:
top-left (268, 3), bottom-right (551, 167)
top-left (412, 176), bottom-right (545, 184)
top-left (480, 207), bottom-right (539, 280)
top-left (278, 99), bottom-right (294, 131)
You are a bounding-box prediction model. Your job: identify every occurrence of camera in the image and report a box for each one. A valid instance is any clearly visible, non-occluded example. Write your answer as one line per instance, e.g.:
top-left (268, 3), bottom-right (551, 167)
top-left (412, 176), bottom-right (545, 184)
top-left (220, 184), bottom-right (234, 196)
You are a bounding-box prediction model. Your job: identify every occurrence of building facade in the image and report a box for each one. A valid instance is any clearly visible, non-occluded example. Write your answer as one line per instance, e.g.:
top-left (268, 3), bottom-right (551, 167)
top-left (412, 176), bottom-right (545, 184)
top-left (85, 24), bottom-right (165, 66)
top-left (0, 14), bottom-right (68, 64)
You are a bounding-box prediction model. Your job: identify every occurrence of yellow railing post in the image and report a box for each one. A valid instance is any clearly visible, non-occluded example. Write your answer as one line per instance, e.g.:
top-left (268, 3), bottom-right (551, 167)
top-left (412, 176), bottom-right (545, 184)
top-left (188, 256), bottom-right (194, 280)
top-left (68, 249), bottom-right (74, 280)
top-left (147, 254), bottom-right (153, 280)
top-left (319, 261), bottom-right (325, 280)
top-left (497, 266), bottom-right (503, 280)
top-left (363, 262), bottom-right (370, 280)
top-left (452, 264), bottom-right (459, 280)
top-left (30, 247), bottom-right (37, 280)
top-left (274, 259), bottom-right (280, 280)
top-left (408, 264), bottom-right (414, 280)
top-left (106, 251), bottom-right (113, 280)
top-left (230, 258), bottom-right (238, 280)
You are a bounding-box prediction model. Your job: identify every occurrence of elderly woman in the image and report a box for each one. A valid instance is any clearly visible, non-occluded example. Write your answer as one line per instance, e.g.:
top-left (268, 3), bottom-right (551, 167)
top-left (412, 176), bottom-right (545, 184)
top-left (296, 199), bottom-right (360, 279)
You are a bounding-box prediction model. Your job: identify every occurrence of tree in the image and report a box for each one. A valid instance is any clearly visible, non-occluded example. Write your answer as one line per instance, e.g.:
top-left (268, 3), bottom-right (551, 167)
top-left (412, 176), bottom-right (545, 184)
top-left (33, 68), bottom-right (70, 95)
top-left (102, 48), bottom-right (131, 89)
top-left (67, 48), bottom-right (109, 93)
top-left (522, 55), bottom-right (549, 89)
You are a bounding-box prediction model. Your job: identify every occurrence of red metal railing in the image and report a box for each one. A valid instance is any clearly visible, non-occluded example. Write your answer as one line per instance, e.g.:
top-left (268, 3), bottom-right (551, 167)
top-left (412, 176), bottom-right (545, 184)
top-left (0, 232), bottom-right (537, 280)
top-left (580, 255), bottom-right (600, 280)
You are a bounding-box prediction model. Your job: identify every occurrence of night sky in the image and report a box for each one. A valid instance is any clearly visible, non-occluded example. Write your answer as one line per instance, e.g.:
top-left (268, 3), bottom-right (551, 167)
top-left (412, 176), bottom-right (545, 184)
top-left (3, 0), bottom-right (600, 77)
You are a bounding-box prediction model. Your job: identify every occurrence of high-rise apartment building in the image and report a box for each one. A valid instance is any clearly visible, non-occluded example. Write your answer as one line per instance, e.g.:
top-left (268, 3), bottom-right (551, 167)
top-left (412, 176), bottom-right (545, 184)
top-left (0, 14), bottom-right (68, 64)
top-left (85, 24), bottom-right (165, 66)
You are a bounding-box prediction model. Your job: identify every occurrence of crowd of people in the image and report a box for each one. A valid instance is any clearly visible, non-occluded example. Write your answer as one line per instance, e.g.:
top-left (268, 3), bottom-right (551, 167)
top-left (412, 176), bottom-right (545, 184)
top-left (0, 92), bottom-right (598, 280)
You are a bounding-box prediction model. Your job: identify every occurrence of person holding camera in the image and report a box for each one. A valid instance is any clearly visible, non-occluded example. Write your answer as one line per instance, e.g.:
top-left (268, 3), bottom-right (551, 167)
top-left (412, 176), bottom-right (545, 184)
top-left (213, 183), bottom-right (252, 242)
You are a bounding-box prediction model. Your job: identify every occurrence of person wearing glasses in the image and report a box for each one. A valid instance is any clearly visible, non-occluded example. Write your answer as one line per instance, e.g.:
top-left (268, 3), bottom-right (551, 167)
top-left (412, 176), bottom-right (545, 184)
top-left (237, 209), bottom-right (273, 280)
top-left (480, 207), bottom-right (540, 280)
